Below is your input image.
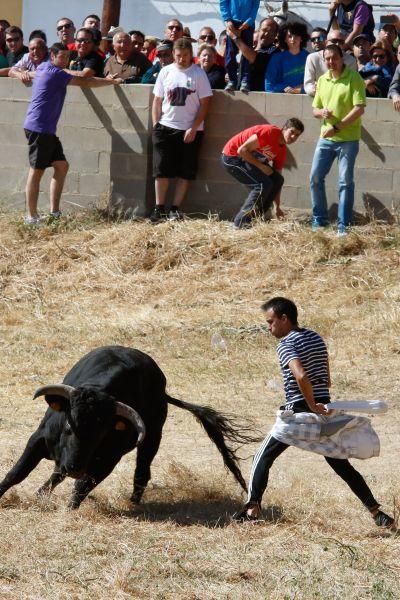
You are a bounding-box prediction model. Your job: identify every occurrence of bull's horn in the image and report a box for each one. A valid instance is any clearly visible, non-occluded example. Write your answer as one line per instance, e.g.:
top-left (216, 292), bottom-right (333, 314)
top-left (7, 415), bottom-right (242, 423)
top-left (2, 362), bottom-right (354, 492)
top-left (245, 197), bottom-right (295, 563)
top-left (33, 384), bottom-right (76, 400)
top-left (114, 402), bottom-right (146, 445)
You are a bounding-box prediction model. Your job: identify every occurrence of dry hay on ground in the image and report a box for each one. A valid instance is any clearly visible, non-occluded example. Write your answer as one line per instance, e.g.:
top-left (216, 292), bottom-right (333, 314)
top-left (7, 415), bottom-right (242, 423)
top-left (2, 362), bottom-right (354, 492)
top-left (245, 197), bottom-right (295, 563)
top-left (0, 213), bottom-right (399, 599)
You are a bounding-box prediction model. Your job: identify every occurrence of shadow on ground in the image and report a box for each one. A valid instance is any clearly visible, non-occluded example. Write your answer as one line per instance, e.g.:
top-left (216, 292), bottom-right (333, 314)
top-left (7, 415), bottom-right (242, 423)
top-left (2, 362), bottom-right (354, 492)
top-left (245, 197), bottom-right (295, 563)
top-left (85, 495), bottom-right (285, 527)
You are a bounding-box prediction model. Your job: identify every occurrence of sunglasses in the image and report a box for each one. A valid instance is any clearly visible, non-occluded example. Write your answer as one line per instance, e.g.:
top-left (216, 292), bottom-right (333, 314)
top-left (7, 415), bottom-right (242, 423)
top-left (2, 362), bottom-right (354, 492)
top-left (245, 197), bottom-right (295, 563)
top-left (311, 35), bottom-right (326, 42)
top-left (76, 38), bottom-right (92, 44)
top-left (6, 36), bottom-right (21, 43)
top-left (57, 23), bottom-right (73, 31)
top-left (168, 25), bottom-right (182, 31)
top-left (372, 54), bottom-right (386, 59)
top-left (199, 34), bottom-right (215, 40)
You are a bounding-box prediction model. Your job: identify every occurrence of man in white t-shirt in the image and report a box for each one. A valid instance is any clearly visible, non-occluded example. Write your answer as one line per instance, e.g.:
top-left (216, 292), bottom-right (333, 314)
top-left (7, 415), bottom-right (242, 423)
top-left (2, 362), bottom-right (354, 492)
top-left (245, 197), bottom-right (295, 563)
top-left (150, 37), bottom-right (213, 222)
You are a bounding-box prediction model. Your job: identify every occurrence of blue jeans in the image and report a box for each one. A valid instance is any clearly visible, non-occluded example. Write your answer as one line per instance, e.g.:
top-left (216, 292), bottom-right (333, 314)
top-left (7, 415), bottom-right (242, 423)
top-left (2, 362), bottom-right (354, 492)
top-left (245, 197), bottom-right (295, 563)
top-left (310, 138), bottom-right (359, 229)
top-left (221, 154), bottom-right (284, 228)
top-left (224, 22), bottom-right (254, 85)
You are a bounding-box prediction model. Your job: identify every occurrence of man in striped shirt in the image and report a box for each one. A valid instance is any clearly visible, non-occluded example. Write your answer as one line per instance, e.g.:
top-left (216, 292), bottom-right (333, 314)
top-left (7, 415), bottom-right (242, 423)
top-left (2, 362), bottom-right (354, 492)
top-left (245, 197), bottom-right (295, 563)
top-left (234, 297), bottom-right (394, 529)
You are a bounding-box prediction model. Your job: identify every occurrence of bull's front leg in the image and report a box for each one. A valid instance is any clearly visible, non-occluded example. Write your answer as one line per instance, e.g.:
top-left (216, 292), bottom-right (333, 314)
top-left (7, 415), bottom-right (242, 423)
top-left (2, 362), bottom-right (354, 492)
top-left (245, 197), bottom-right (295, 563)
top-left (36, 468), bottom-right (66, 498)
top-left (68, 455), bottom-right (121, 509)
top-left (131, 428), bottom-right (163, 504)
top-left (0, 434), bottom-right (47, 500)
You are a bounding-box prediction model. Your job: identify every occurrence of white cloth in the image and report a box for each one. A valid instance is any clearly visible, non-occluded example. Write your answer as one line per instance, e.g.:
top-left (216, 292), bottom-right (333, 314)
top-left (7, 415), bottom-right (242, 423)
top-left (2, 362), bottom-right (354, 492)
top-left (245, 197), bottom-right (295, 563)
top-left (153, 63), bottom-right (212, 131)
top-left (328, 400), bottom-right (388, 414)
top-left (270, 410), bottom-right (380, 460)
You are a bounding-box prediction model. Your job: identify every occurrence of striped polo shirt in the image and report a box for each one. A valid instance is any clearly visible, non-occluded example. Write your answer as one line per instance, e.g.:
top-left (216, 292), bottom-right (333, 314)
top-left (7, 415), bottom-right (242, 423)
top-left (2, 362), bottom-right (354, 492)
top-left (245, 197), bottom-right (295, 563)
top-left (277, 328), bottom-right (330, 412)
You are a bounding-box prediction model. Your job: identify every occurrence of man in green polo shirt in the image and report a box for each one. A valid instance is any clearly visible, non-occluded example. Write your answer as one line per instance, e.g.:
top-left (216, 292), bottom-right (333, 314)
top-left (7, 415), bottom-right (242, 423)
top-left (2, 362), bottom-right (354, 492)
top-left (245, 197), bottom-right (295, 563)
top-left (310, 43), bottom-right (366, 236)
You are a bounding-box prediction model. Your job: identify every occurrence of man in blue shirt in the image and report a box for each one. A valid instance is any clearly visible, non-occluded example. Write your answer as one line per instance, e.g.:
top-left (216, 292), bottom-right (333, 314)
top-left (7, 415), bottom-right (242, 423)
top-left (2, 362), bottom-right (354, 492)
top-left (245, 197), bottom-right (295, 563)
top-left (23, 43), bottom-right (122, 225)
top-left (234, 296), bottom-right (395, 530)
top-left (220, 0), bottom-right (260, 91)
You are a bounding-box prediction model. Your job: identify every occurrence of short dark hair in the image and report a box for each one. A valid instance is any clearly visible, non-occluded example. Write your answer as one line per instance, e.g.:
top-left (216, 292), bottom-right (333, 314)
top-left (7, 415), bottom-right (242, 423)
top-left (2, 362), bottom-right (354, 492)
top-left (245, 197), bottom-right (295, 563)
top-left (283, 117), bottom-right (304, 133)
top-left (83, 14), bottom-right (100, 25)
top-left (173, 37), bottom-right (193, 54)
top-left (50, 42), bottom-right (68, 56)
top-left (323, 43), bottom-right (343, 58)
top-left (279, 22), bottom-right (309, 50)
top-left (75, 27), bottom-right (95, 41)
top-left (0, 20), bottom-right (11, 29)
top-left (128, 30), bottom-right (145, 41)
top-left (312, 26), bottom-right (327, 36)
top-left (5, 25), bottom-right (23, 39)
top-left (261, 297), bottom-right (298, 325)
top-left (29, 29), bottom-right (47, 43)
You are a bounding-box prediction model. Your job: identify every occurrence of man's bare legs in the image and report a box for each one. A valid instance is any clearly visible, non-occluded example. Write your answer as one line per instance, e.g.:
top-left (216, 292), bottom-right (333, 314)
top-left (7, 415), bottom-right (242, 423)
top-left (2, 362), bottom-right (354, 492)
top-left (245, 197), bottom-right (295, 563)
top-left (155, 178), bottom-right (169, 205)
top-left (49, 160), bottom-right (69, 213)
top-left (25, 167), bottom-right (45, 219)
top-left (26, 160), bottom-right (69, 219)
top-left (173, 178), bottom-right (190, 207)
top-left (154, 177), bottom-right (190, 208)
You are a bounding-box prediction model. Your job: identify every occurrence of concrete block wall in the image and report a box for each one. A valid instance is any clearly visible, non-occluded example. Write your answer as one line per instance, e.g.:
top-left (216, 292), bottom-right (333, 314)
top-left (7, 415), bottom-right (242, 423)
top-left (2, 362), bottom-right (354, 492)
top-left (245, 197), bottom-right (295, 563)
top-left (0, 79), bottom-right (399, 220)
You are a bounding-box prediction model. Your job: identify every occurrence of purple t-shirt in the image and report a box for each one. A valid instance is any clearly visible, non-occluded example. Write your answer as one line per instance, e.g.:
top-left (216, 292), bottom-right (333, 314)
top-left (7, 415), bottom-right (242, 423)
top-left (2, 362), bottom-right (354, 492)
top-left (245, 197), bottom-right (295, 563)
top-left (24, 60), bottom-right (72, 134)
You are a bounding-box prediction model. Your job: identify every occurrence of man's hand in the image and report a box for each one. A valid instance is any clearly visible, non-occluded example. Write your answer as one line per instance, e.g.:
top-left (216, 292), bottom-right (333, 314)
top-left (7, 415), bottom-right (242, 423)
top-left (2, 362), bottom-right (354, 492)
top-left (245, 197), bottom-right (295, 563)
top-left (184, 127), bottom-right (196, 143)
top-left (284, 86), bottom-right (302, 94)
top-left (226, 26), bottom-right (240, 40)
top-left (321, 108), bottom-right (333, 119)
top-left (275, 206), bottom-right (285, 220)
top-left (315, 403), bottom-right (333, 415)
top-left (322, 125), bottom-right (337, 138)
top-left (328, 0), bottom-right (339, 16)
top-left (393, 95), bottom-right (400, 112)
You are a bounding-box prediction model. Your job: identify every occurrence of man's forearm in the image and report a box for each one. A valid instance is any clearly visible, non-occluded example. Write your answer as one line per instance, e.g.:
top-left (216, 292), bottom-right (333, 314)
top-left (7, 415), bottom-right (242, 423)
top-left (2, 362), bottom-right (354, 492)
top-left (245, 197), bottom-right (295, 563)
top-left (233, 35), bottom-right (256, 63)
top-left (152, 98), bottom-right (162, 126)
top-left (190, 98), bottom-right (211, 131)
top-left (239, 149), bottom-right (273, 175)
top-left (335, 104), bottom-right (364, 129)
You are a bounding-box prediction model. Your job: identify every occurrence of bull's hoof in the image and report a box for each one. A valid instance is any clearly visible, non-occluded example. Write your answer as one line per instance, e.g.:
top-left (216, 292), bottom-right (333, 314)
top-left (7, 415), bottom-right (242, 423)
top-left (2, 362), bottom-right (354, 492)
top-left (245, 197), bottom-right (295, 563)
top-left (130, 493), bottom-right (142, 505)
top-left (36, 486), bottom-right (51, 498)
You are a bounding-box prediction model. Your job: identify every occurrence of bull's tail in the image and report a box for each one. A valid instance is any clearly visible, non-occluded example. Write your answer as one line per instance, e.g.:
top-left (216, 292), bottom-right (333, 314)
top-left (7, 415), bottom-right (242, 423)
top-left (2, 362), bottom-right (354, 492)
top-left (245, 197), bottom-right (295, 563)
top-left (166, 395), bottom-right (260, 493)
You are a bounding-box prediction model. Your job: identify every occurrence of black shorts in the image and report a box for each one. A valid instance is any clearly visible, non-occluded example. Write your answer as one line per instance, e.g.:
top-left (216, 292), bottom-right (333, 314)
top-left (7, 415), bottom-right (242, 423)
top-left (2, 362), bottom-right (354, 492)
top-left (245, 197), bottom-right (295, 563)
top-left (152, 123), bottom-right (204, 180)
top-left (25, 129), bottom-right (66, 170)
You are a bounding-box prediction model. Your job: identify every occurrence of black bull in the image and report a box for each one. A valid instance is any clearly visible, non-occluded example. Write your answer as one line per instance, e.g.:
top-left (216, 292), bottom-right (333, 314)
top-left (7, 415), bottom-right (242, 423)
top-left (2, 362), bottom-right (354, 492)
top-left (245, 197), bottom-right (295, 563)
top-left (0, 346), bottom-right (256, 508)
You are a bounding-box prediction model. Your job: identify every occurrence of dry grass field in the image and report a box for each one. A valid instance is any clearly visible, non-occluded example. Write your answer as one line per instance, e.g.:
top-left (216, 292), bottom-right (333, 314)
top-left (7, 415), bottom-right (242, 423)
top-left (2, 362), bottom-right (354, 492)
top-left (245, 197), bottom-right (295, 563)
top-left (0, 210), bottom-right (399, 599)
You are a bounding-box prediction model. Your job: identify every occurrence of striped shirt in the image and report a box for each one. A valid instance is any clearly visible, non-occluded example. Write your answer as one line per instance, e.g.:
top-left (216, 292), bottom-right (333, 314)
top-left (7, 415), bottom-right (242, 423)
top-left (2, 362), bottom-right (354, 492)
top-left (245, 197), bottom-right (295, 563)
top-left (277, 328), bottom-right (330, 412)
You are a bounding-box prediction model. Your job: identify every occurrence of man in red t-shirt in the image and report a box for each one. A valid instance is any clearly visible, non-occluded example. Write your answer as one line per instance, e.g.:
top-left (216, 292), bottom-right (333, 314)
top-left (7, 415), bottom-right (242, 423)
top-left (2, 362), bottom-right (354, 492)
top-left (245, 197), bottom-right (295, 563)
top-left (221, 118), bottom-right (304, 228)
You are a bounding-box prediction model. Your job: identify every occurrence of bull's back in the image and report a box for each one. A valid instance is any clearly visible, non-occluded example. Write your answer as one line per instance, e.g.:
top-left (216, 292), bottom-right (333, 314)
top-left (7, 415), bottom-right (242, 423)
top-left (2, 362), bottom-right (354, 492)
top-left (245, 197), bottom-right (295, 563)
top-left (63, 346), bottom-right (168, 414)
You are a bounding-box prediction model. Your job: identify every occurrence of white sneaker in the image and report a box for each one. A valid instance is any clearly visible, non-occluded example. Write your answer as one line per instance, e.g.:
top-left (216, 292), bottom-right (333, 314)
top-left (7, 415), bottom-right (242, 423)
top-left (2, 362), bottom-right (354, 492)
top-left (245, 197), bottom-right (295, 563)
top-left (25, 215), bottom-right (45, 225)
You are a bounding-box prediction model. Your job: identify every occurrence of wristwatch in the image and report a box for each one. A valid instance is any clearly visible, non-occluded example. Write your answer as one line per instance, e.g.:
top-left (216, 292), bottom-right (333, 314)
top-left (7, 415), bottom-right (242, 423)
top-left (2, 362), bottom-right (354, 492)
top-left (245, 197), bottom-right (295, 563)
top-left (332, 123), bottom-right (340, 132)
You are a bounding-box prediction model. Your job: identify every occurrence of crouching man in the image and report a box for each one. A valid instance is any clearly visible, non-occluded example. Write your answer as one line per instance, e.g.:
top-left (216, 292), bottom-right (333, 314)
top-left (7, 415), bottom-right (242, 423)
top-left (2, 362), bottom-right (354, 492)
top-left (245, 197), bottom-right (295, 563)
top-left (220, 118), bottom-right (304, 229)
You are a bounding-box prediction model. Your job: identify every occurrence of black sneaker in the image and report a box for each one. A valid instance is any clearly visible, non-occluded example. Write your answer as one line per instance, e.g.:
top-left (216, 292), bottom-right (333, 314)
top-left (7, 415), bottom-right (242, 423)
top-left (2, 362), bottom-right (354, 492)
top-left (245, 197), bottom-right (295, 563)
top-left (374, 510), bottom-right (395, 529)
top-left (149, 205), bottom-right (167, 223)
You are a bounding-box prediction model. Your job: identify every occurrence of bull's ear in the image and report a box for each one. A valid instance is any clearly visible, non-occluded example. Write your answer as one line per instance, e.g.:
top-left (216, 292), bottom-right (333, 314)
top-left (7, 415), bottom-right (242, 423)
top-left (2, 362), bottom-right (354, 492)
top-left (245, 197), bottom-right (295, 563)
top-left (115, 420), bottom-right (127, 431)
top-left (46, 397), bottom-right (67, 412)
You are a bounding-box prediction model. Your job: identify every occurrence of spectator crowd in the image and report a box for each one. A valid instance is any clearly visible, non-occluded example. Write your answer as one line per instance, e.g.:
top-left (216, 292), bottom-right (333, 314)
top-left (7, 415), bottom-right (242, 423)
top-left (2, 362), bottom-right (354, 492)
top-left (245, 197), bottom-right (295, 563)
top-left (0, 2), bottom-right (399, 231)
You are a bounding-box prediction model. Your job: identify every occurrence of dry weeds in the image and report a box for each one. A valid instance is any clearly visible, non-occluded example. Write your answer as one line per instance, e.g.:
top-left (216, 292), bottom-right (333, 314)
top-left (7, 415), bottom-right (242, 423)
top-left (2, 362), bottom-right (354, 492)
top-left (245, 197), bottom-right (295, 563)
top-left (0, 211), bottom-right (399, 599)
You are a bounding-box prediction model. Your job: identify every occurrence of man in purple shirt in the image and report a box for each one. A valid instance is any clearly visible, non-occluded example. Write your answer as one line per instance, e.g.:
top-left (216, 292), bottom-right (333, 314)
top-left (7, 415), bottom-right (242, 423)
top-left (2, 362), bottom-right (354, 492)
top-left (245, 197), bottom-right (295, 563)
top-left (23, 43), bottom-right (122, 225)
